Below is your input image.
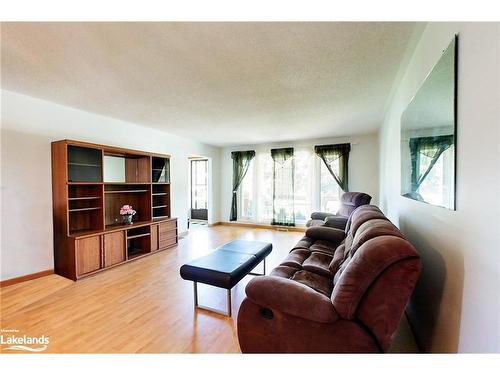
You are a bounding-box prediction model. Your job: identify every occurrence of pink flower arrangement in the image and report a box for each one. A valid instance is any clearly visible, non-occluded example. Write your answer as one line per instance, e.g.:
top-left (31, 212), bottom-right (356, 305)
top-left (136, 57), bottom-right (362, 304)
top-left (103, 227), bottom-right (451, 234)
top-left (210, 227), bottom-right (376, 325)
top-left (120, 205), bottom-right (136, 216)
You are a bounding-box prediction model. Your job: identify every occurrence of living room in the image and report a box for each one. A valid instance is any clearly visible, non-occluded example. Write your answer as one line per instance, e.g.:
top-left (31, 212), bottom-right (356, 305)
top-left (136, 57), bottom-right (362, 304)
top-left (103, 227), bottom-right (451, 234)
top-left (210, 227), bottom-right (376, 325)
top-left (1, 1), bottom-right (499, 373)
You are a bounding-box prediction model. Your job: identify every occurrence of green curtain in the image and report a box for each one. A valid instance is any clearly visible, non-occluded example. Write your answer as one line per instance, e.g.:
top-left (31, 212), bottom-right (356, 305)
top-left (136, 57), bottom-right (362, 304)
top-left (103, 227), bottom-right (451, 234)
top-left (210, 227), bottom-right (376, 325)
top-left (409, 135), bottom-right (453, 199)
top-left (314, 143), bottom-right (351, 192)
top-left (230, 150), bottom-right (255, 221)
top-left (271, 148), bottom-right (295, 226)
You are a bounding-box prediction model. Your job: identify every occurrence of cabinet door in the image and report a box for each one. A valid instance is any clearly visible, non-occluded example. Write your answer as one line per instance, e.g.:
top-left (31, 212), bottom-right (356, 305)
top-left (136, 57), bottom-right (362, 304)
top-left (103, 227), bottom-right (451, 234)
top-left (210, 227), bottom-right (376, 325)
top-left (159, 220), bottom-right (178, 249)
top-left (104, 231), bottom-right (125, 267)
top-left (76, 235), bottom-right (101, 276)
top-left (151, 224), bottom-right (159, 252)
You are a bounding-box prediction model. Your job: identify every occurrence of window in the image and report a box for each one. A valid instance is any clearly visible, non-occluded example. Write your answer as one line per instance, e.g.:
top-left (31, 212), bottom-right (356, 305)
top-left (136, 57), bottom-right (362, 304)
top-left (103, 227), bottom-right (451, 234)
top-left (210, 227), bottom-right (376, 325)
top-left (191, 159), bottom-right (208, 210)
top-left (236, 147), bottom-right (343, 224)
top-left (320, 159), bottom-right (341, 213)
top-left (417, 145), bottom-right (454, 207)
top-left (256, 152), bottom-right (274, 223)
top-left (237, 152), bottom-right (274, 223)
top-left (239, 159), bottom-right (254, 220)
top-left (293, 149), bottom-right (314, 224)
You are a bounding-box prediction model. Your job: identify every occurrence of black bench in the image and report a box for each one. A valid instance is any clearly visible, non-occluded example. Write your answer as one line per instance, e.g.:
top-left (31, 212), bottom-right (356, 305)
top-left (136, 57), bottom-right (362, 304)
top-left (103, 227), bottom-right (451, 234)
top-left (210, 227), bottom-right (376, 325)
top-left (180, 240), bottom-right (272, 316)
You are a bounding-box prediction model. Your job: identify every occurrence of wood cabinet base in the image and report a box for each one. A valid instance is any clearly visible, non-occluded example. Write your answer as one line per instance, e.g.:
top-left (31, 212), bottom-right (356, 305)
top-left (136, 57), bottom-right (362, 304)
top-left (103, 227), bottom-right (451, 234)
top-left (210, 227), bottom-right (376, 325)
top-left (73, 240), bottom-right (177, 280)
top-left (56, 218), bottom-right (178, 281)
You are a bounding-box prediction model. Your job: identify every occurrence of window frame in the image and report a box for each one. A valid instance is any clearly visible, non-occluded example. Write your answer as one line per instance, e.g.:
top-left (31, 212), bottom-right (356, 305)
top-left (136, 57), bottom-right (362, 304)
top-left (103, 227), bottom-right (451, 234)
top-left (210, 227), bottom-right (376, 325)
top-left (190, 159), bottom-right (208, 210)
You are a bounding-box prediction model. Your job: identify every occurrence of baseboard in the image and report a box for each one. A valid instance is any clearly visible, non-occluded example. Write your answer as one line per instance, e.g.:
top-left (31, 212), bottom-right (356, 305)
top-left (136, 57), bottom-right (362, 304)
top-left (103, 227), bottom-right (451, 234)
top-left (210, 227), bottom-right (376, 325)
top-left (0, 269), bottom-right (54, 288)
top-left (208, 222), bottom-right (222, 227)
top-left (219, 221), bottom-right (306, 232)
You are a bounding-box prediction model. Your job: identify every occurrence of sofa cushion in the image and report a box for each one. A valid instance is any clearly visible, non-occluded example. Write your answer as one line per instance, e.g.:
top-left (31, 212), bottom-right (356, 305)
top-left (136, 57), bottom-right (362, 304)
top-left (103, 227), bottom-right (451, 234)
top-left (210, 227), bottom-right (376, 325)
top-left (323, 216), bottom-right (349, 230)
top-left (330, 243), bottom-right (348, 274)
top-left (291, 270), bottom-right (333, 297)
top-left (338, 192), bottom-right (372, 217)
top-left (292, 236), bottom-right (315, 251)
top-left (280, 249), bottom-right (310, 269)
top-left (308, 240), bottom-right (338, 256)
top-left (305, 226), bottom-right (346, 245)
top-left (302, 252), bottom-right (334, 278)
top-left (351, 219), bottom-right (403, 255)
top-left (348, 205), bottom-right (389, 236)
top-left (310, 212), bottom-right (334, 221)
top-left (270, 265), bottom-right (298, 279)
top-left (306, 219), bottom-right (326, 228)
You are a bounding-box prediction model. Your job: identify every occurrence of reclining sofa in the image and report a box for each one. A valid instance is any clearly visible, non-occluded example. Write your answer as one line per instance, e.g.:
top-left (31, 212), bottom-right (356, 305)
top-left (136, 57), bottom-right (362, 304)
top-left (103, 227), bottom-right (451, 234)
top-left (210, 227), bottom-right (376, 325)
top-left (237, 205), bottom-right (421, 353)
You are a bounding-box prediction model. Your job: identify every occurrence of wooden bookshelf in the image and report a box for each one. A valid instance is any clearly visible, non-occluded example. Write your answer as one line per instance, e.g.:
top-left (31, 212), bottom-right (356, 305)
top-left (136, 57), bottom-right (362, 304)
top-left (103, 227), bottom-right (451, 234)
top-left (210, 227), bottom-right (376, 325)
top-left (51, 139), bottom-right (177, 281)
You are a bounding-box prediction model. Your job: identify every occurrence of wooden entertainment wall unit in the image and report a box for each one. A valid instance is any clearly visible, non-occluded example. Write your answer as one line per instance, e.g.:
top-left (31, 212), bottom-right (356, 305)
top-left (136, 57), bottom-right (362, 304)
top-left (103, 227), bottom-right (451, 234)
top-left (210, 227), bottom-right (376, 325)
top-left (52, 140), bottom-right (177, 281)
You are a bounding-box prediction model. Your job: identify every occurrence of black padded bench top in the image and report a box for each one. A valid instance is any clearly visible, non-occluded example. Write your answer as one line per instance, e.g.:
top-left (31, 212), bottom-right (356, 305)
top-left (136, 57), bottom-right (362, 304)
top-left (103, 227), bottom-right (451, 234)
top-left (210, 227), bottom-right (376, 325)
top-left (180, 240), bottom-right (272, 289)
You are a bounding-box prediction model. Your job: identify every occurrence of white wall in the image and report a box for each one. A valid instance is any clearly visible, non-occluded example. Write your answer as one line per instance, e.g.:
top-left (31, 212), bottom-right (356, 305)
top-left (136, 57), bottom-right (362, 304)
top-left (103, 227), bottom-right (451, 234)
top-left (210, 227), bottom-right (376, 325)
top-left (379, 23), bottom-right (500, 353)
top-left (220, 134), bottom-right (379, 222)
top-left (0, 90), bottom-right (221, 281)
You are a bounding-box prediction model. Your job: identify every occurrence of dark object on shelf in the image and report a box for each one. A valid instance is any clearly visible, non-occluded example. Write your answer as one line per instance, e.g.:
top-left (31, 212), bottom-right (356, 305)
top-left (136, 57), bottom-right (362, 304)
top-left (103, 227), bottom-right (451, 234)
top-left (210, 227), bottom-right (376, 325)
top-left (237, 205), bottom-right (422, 353)
top-left (180, 240), bottom-right (272, 317)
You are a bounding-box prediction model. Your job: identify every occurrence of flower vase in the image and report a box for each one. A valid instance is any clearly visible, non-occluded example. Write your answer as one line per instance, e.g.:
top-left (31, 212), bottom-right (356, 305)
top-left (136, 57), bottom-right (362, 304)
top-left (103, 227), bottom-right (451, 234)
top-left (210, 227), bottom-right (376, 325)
top-left (122, 214), bottom-right (133, 225)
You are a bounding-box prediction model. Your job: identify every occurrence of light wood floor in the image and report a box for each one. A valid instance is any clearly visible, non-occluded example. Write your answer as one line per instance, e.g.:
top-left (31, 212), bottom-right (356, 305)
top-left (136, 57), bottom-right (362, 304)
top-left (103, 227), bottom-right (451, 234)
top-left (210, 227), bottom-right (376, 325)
top-left (0, 225), bottom-right (418, 353)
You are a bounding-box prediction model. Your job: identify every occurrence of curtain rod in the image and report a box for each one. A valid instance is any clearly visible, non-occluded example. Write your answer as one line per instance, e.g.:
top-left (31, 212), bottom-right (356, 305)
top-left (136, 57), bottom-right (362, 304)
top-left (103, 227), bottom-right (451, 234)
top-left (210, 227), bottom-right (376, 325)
top-left (229, 141), bottom-right (358, 150)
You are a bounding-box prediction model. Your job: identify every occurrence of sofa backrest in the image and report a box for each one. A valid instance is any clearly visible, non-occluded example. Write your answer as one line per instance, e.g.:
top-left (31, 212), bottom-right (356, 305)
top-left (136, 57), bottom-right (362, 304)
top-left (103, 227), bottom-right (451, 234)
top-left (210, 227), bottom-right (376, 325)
top-left (330, 205), bottom-right (421, 351)
top-left (337, 192), bottom-right (372, 217)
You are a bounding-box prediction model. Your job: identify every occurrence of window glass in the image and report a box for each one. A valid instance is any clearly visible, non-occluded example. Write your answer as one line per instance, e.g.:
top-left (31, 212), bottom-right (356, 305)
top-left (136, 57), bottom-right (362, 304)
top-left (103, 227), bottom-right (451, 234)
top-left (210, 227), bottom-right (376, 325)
top-left (256, 152), bottom-right (274, 223)
top-left (417, 145), bottom-right (454, 207)
top-left (237, 148), bottom-right (343, 223)
top-left (239, 160), bottom-right (254, 220)
top-left (320, 159), bottom-right (341, 213)
top-left (191, 159), bottom-right (208, 210)
top-left (293, 149), bottom-right (314, 224)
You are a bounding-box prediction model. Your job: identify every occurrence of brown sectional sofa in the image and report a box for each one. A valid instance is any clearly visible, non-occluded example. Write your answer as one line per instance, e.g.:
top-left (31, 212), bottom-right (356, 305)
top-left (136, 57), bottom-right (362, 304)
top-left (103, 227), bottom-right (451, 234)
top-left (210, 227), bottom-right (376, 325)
top-left (237, 205), bottom-right (422, 353)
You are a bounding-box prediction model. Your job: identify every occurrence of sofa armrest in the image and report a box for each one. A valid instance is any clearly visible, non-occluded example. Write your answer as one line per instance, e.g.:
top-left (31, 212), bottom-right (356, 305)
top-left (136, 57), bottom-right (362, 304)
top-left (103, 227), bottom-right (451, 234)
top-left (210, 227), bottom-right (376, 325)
top-left (324, 216), bottom-right (348, 230)
top-left (245, 276), bottom-right (339, 323)
top-left (310, 211), bottom-right (335, 221)
top-left (305, 226), bottom-right (346, 244)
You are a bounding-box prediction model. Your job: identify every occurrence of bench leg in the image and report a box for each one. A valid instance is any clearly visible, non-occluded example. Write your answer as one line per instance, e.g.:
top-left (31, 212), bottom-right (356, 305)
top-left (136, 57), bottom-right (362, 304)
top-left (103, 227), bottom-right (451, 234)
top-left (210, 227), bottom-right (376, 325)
top-left (249, 257), bottom-right (266, 276)
top-left (193, 281), bottom-right (232, 317)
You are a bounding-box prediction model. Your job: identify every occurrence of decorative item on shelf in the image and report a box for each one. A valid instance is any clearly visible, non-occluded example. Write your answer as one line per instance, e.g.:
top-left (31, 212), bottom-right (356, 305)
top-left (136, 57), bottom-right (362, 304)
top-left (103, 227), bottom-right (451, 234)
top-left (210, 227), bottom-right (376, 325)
top-left (120, 205), bottom-right (136, 225)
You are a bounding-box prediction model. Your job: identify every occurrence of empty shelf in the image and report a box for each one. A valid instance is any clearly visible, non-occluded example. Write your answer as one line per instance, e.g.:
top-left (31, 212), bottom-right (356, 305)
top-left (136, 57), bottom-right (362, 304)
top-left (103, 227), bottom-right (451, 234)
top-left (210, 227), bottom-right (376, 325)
top-left (105, 190), bottom-right (148, 193)
top-left (127, 233), bottom-right (151, 240)
top-left (69, 207), bottom-right (102, 212)
top-left (68, 163), bottom-right (101, 167)
top-left (68, 196), bottom-right (101, 200)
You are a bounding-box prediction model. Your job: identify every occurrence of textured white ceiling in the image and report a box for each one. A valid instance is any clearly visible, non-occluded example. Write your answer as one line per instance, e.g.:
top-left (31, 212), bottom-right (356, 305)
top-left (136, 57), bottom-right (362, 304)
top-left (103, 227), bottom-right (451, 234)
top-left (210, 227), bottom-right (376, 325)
top-left (1, 22), bottom-right (418, 146)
